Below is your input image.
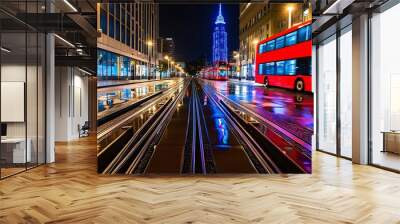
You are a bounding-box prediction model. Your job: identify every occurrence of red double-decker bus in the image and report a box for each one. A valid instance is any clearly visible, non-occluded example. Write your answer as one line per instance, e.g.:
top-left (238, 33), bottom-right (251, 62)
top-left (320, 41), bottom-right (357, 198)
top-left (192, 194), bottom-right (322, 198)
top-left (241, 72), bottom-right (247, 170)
top-left (200, 62), bottom-right (228, 81)
top-left (255, 21), bottom-right (312, 92)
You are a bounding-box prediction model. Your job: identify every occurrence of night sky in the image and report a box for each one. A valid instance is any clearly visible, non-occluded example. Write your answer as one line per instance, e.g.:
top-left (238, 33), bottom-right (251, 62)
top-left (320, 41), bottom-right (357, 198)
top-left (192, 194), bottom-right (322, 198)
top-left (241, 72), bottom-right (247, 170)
top-left (159, 4), bottom-right (239, 63)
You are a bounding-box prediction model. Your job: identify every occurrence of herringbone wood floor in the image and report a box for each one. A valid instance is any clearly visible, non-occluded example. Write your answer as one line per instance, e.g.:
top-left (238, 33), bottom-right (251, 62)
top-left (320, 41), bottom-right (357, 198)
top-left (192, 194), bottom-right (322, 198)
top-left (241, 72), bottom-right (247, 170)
top-left (1, 137), bottom-right (399, 224)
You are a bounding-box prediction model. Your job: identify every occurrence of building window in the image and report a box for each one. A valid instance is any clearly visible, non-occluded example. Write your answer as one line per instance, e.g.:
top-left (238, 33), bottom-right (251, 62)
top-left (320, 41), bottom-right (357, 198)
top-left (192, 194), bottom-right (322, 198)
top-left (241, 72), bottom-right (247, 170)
top-left (98, 50), bottom-right (106, 76)
top-left (109, 16), bottom-right (115, 38)
top-left (110, 53), bottom-right (117, 77)
top-left (116, 20), bottom-right (120, 41)
top-left (121, 24), bottom-right (126, 44)
top-left (126, 15), bottom-right (131, 46)
top-left (120, 56), bottom-right (130, 77)
top-left (109, 4), bottom-right (115, 15)
top-left (100, 8), bottom-right (107, 34)
top-left (116, 4), bottom-right (120, 19)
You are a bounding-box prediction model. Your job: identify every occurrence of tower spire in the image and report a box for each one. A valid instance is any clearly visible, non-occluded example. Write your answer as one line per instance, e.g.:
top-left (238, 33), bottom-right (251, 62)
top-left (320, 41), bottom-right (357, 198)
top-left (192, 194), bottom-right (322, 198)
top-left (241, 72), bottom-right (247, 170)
top-left (215, 3), bottom-right (226, 25)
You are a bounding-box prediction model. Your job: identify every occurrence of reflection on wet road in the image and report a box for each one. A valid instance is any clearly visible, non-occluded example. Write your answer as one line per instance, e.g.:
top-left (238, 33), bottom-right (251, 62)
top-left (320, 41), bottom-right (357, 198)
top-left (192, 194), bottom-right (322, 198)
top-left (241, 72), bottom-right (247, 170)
top-left (97, 79), bottom-right (177, 116)
top-left (201, 89), bottom-right (257, 173)
top-left (205, 79), bottom-right (314, 145)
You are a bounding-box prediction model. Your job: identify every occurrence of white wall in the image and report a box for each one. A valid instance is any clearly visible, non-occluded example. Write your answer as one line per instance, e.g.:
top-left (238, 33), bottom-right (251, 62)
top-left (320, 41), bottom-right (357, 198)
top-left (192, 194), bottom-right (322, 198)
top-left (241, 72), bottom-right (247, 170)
top-left (1, 64), bottom-right (43, 137)
top-left (1, 64), bottom-right (26, 138)
top-left (54, 67), bottom-right (89, 141)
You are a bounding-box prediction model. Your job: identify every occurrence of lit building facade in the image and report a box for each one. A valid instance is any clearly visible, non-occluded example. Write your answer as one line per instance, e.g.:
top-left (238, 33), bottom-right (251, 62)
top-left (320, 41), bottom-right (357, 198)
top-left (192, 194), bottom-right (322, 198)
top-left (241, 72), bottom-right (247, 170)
top-left (97, 2), bottom-right (159, 80)
top-left (212, 4), bottom-right (228, 64)
top-left (239, 2), bottom-right (311, 80)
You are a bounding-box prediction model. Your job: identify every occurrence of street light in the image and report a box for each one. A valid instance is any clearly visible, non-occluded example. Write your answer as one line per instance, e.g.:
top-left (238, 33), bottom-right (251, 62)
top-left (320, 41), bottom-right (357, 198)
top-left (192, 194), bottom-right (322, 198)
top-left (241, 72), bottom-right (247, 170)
top-left (175, 62), bottom-right (178, 77)
top-left (164, 55), bottom-right (171, 78)
top-left (288, 6), bottom-right (294, 28)
top-left (171, 59), bottom-right (175, 76)
top-left (146, 40), bottom-right (153, 80)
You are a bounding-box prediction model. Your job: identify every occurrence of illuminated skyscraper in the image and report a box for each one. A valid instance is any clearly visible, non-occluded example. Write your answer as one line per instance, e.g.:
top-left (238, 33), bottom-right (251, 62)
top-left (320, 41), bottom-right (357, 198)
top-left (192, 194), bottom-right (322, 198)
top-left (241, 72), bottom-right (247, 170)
top-left (212, 4), bottom-right (228, 64)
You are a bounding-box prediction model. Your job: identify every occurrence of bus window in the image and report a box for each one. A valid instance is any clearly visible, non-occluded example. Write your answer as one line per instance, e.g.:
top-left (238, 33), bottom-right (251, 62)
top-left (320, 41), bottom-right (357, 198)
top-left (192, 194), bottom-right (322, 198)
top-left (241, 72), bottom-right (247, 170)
top-left (297, 57), bottom-right (312, 75)
top-left (266, 40), bottom-right (275, 52)
top-left (276, 61), bottom-right (285, 74)
top-left (285, 31), bottom-right (298, 46)
top-left (276, 36), bottom-right (285, 49)
top-left (259, 64), bottom-right (265, 75)
top-left (285, 60), bottom-right (296, 75)
top-left (266, 62), bottom-right (275, 74)
top-left (298, 25), bottom-right (312, 42)
top-left (259, 43), bottom-right (266, 54)
top-left (219, 70), bottom-right (227, 77)
top-left (259, 62), bottom-right (275, 75)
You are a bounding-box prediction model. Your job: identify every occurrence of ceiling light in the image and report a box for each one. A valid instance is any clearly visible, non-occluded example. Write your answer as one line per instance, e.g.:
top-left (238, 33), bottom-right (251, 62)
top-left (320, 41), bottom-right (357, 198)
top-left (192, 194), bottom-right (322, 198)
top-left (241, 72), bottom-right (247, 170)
top-left (78, 68), bottom-right (92, 76)
top-left (322, 0), bottom-right (355, 15)
top-left (54, 34), bottom-right (75, 48)
top-left (63, 0), bottom-right (78, 12)
top-left (1, 47), bottom-right (11, 53)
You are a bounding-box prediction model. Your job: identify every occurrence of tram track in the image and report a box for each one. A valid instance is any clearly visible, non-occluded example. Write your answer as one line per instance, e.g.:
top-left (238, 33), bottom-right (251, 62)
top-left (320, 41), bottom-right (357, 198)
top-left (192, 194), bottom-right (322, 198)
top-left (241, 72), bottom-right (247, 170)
top-left (180, 82), bottom-right (216, 174)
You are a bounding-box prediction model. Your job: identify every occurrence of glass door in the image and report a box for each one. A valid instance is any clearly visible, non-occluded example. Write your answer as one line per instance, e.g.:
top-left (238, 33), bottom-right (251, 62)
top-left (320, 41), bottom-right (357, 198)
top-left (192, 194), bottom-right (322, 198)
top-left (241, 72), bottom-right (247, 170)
top-left (1, 31), bottom-right (28, 178)
top-left (0, 1), bottom-right (47, 179)
top-left (339, 26), bottom-right (353, 158)
top-left (370, 3), bottom-right (400, 171)
top-left (317, 35), bottom-right (337, 154)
